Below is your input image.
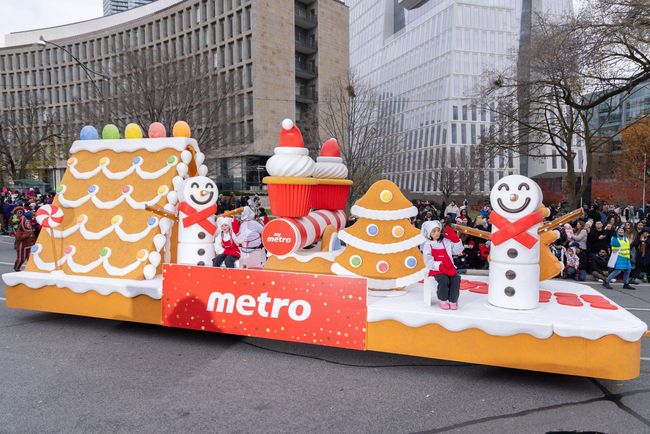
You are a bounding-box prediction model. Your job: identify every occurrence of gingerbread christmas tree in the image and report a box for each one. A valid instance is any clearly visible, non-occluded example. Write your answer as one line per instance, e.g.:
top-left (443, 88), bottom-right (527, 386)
top-left (331, 180), bottom-right (425, 291)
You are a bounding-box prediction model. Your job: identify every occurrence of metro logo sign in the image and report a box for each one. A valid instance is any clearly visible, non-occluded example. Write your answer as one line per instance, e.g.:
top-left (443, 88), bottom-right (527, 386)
top-left (162, 265), bottom-right (368, 350)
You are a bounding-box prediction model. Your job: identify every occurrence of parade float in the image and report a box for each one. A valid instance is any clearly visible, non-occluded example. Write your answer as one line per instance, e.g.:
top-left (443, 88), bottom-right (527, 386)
top-left (2, 119), bottom-right (647, 380)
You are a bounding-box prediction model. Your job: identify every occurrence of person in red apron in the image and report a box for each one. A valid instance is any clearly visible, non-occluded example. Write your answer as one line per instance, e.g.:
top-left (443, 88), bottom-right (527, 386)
top-left (212, 217), bottom-right (240, 268)
top-left (422, 220), bottom-right (464, 310)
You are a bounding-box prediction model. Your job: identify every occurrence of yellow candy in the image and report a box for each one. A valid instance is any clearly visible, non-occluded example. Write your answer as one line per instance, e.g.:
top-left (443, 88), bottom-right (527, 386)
top-left (124, 123), bottom-right (143, 139)
top-left (157, 185), bottom-right (169, 195)
top-left (99, 157), bottom-right (109, 166)
top-left (137, 249), bottom-right (148, 261)
top-left (380, 190), bottom-right (393, 203)
top-left (76, 214), bottom-right (87, 224)
top-left (67, 157), bottom-right (77, 166)
top-left (392, 226), bottom-right (405, 238)
top-left (111, 215), bottom-right (122, 225)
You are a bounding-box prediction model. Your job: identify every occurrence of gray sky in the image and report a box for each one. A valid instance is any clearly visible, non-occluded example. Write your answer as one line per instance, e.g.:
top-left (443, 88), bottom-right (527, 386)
top-left (1, 0), bottom-right (102, 47)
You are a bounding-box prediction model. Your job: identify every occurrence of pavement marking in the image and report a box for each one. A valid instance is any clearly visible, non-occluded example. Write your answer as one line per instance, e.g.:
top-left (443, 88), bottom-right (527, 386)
top-left (0, 297), bottom-right (5, 301)
top-left (626, 308), bottom-right (650, 312)
top-left (0, 262), bottom-right (15, 266)
top-left (642, 357), bottom-right (650, 361)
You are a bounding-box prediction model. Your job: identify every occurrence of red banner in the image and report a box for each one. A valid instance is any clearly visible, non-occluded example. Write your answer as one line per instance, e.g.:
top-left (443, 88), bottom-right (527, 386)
top-left (162, 265), bottom-right (368, 350)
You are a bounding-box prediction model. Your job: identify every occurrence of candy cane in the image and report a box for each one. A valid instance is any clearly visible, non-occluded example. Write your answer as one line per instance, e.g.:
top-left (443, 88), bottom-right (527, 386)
top-left (262, 210), bottom-right (346, 256)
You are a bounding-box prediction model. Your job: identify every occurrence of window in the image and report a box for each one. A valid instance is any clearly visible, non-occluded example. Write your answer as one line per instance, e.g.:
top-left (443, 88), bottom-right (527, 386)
top-left (452, 105), bottom-right (458, 120)
top-left (451, 124), bottom-right (457, 144)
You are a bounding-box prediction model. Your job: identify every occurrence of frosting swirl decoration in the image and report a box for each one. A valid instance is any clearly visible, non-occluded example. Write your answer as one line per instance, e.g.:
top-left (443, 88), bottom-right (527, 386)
top-left (266, 147), bottom-right (315, 177)
top-left (313, 156), bottom-right (348, 179)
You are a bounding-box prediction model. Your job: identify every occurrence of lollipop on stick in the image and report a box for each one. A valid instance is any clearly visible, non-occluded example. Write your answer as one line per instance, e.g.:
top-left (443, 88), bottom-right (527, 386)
top-left (35, 205), bottom-right (64, 270)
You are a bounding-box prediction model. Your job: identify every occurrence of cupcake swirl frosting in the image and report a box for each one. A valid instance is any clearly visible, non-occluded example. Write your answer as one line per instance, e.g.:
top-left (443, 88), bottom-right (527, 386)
top-left (313, 156), bottom-right (348, 179)
top-left (266, 147), bottom-right (315, 177)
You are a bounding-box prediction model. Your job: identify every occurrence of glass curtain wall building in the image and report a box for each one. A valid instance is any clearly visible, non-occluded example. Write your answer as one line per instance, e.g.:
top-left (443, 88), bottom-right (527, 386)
top-left (104, 1), bottom-right (158, 16)
top-left (349, 0), bottom-right (572, 196)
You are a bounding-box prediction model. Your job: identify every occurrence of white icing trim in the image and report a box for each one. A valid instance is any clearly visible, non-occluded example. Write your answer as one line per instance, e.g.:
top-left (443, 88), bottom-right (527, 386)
top-left (57, 184), bottom-right (167, 210)
top-left (48, 215), bottom-right (159, 242)
top-left (366, 276), bottom-right (648, 342)
top-left (2, 271), bottom-right (162, 299)
top-left (68, 157), bottom-right (176, 181)
top-left (351, 204), bottom-right (418, 220)
top-left (31, 245), bottom-right (149, 277)
top-left (331, 262), bottom-right (424, 290)
top-left (338, 230), bottom-right (425, 254)
top-left (70, 137), bottom-right (199, 154)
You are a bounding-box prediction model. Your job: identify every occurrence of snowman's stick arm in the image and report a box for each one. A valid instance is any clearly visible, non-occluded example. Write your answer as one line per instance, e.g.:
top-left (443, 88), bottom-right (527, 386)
top-left (219, 207), bottom-right (244, 218)
top-left (145, 204), bottom-right (178, 221)
top-left (451, 224), bottom-right (490, 240)
top-left (537, 208), bottom-right (585, 234)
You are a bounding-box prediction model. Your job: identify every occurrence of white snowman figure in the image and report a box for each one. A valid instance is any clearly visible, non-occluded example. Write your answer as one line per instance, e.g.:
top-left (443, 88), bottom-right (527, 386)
top-left (176, 176), bottom-right (219, 266)
top-left (488, 174), bottom-right (545, 310)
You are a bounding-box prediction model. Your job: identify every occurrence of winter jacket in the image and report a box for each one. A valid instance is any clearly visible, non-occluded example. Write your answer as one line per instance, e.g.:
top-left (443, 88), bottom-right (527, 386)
top-left (422, 227), bottom-right (464, 276)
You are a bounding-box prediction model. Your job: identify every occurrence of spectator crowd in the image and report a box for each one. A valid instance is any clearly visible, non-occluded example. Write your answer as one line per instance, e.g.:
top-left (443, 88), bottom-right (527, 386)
top-left (412, 198), bottom-right (650, 290)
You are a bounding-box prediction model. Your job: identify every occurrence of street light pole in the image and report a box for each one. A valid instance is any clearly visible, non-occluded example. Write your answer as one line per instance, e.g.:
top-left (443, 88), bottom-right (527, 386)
top-left (35, 36), bottom-right (109, 98)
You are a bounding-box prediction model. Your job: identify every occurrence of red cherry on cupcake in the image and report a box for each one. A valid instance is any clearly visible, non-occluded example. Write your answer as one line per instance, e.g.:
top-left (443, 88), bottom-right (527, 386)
top-left (320, 138), bottom-right (341, 157)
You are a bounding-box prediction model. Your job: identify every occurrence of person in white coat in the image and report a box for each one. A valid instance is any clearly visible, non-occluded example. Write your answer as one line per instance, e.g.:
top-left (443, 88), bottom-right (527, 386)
top-left (234, 206), bottom-right (265, 268)
top-left (421, 220), bottom-right (464, 310)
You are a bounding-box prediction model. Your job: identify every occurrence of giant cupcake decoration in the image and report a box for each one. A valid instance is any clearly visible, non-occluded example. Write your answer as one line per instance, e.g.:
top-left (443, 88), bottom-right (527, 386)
top-left (312, 138), bottom-right (353, 210)
top-left (263, 119), bottom-right (317, 217)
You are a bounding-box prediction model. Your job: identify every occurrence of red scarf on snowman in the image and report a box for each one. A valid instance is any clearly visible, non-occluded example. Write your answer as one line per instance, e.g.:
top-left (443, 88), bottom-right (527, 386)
top-left (178, 202), bottom-right (218, 235)
top-left (490, 209), bottom-right (544, 249)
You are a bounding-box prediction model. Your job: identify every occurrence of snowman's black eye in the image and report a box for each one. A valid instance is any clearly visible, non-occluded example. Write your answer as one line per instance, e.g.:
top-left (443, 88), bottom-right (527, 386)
top-left (518, 183), bottom-right (530, 191)
top-left (497, 183), bottom-right (509, 191)
top-left (206, 183), bottom-right (214, 189)
top-left (191, 182), bottom-right (199, 189)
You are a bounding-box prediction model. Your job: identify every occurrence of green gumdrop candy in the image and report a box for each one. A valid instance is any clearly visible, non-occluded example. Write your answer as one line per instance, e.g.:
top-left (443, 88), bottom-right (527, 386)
top-left (102, 124), bottom-right (120, 140)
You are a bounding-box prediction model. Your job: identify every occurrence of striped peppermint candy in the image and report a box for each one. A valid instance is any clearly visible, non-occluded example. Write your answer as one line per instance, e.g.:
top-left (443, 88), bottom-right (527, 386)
top-left (35, 204), bottom-right (64, 228)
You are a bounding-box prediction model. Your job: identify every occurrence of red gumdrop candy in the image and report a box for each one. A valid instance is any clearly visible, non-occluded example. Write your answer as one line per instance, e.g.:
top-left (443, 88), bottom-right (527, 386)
top-left (580, 295), bottom-right (607, 303)
top-left (554, 292), bottom-right (579, 298)
top-left (320, 138), bottom-right (340, 157)
top-left (589, 301), bottom-right (618, 310)
top-left (556, 296), bottom-right (583, 307)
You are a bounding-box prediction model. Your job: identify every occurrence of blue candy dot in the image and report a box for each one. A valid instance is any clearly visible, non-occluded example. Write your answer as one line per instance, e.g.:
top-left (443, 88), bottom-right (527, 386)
top-left (405, 256), bottom-right (417, 268)
top-left (88, 185), bottom-right (97, 194)
top-left (147, 217), bottom-right (157, 226)
top-left (80, 125), bottom-right (99, 140)
top-left (366, 224), bottom-right (379, 236)
top-left (132, 156), bottom-right (142, 165)
top-left (31, 245), bottom-right (40, 253)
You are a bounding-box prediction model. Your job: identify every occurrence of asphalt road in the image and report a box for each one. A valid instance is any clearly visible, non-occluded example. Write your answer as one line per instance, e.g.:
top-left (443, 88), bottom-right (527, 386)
top-left (1, 234), bottom-right (650, 433)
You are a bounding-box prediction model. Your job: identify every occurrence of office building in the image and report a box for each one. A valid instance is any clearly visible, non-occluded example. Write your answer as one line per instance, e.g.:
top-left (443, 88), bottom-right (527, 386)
top-left (348, 0), bottom-right (573, 196)
top-left (104, 0), bottom-right (158, 16)
top-left (1, 0), bottom-right (348, 190)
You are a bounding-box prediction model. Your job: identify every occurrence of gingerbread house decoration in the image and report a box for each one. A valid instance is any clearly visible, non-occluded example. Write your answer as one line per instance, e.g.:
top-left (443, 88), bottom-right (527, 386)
top-left (3, 122), bottom-right (205, 324)
top-left (332, 180), bottom-right (426, 291)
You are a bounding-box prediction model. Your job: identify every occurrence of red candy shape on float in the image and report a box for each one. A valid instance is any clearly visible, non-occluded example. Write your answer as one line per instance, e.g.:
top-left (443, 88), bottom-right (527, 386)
top-left (320, 138), bottom-right (341, 157)
top-left (278, 119), bottom-right (304, 148)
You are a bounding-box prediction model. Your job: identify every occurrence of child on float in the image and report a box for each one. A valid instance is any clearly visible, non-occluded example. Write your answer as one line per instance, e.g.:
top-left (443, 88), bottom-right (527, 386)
top-left (212, 217), bottom-right (240, 268)
top-left (421, 220), bottom-right (464, 310)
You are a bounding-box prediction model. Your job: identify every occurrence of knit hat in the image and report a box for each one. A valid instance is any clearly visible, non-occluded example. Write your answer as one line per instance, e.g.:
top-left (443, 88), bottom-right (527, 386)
top-left (278, 119), bottom-right (304, 148)
top-left (421, 220), bottom-right (443, 239)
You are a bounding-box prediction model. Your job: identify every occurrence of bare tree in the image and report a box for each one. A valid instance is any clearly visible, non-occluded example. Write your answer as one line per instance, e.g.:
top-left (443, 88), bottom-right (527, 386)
top-left (478, 9), bottom-right (634, 208)
top-left (0, 93), bottom-right (63, 184)
top-left (80, 48), bottom-right (239, 159)
top-left (319, 72), bottom-right (405, 205)
top-left (435, 167), bottom-right (457, 205)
